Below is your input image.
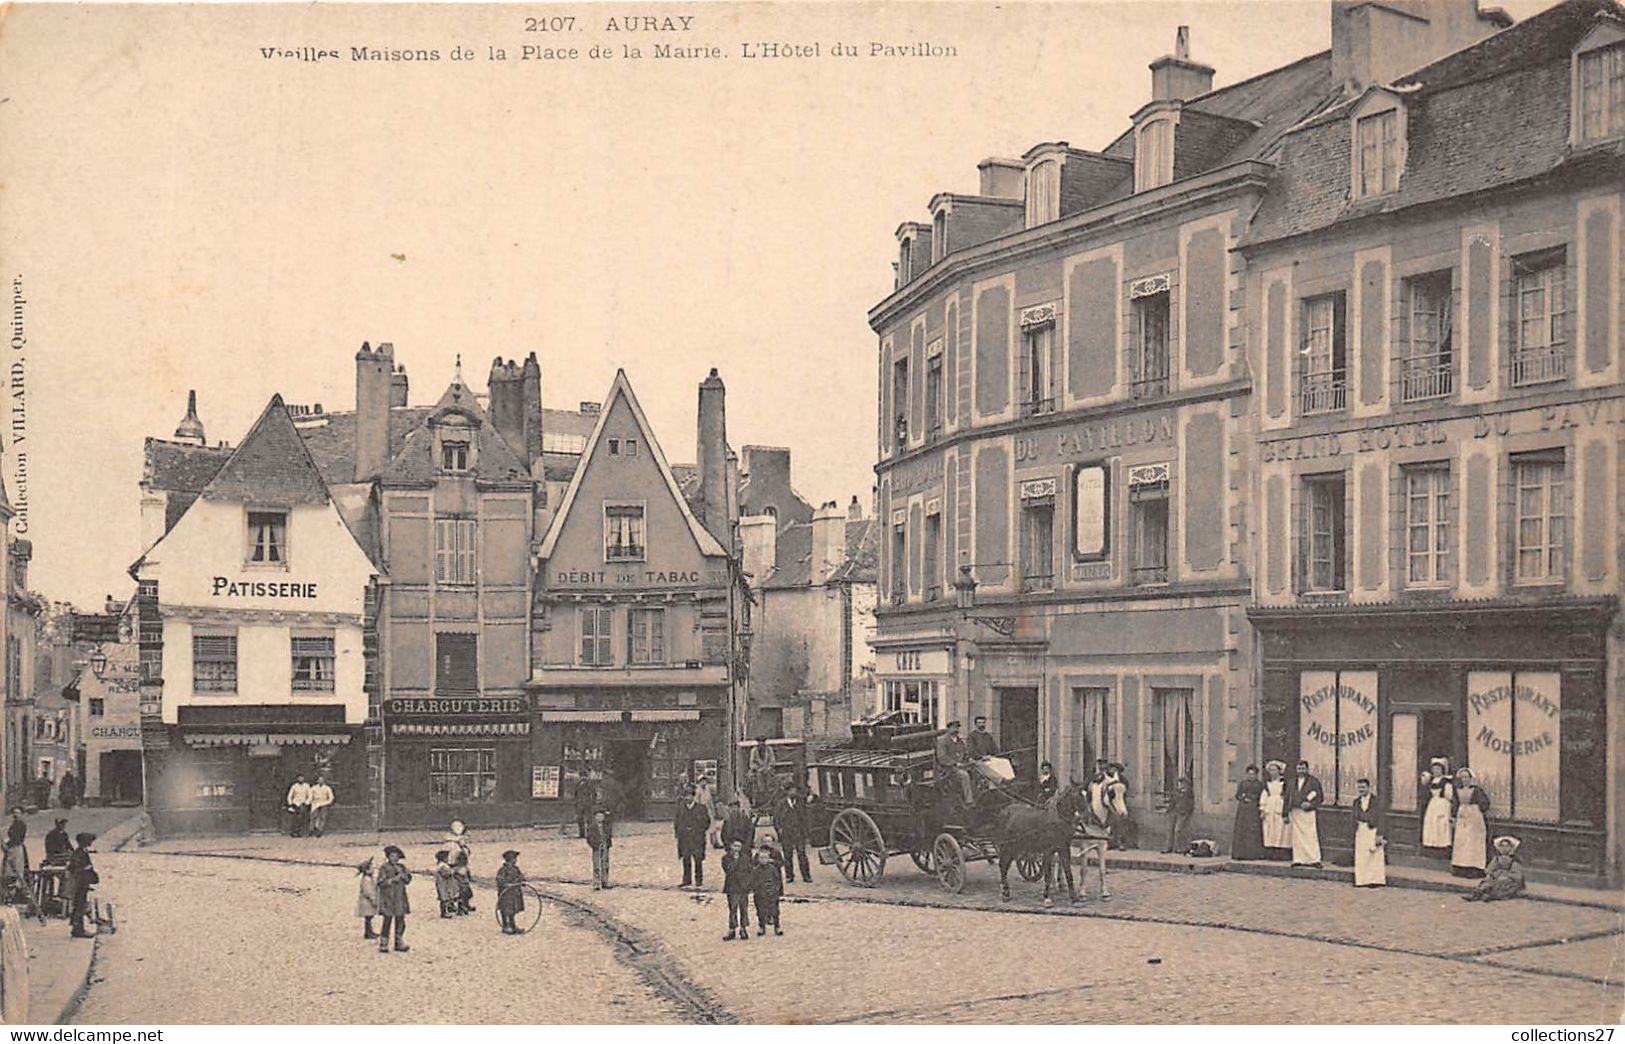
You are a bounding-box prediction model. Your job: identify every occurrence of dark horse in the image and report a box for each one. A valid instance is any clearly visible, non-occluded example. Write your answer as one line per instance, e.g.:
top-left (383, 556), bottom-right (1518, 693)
top-left (992, 785), bottom-right (1086, 906)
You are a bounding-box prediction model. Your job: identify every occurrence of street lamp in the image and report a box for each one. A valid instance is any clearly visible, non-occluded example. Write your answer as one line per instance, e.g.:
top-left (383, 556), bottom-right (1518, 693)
top-left (89, 651), bottom-right (108, 677)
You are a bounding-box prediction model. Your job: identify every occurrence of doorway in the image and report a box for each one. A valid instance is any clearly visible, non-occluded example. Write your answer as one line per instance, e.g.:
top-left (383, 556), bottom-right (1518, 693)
top-left (996, 687), bottom-right (1040, 783)
top-left (248, 754), bottom-right (286, 831)
top-left (99, 751), bottom-right (144, 806)
top-left (606, 739), bottom-right (650, 819)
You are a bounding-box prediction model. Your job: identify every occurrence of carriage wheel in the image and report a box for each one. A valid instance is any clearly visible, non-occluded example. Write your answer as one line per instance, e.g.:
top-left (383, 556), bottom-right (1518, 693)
top-left (495, 883), bottom-right (547, 935)
top-left (909, 844), bottom-right (934, 873)
top-left (933, 833), bottom-right (965, 894)
top-left (1016, 851), bottom-right (1045, 882)
top-left (829, 808), bottom-right (887, 887)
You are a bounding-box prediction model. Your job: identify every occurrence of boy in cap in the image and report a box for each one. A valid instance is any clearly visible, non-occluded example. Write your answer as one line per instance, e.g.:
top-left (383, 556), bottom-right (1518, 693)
top-left (750, 842), bottom-right (784, 936)
top-left (720, 839), bottom-right (752, 941)
top-left (356, 857), bottom-right (379, 939)
top-left (67, 832), bottom-right (99, 938)
top-left (376, 845), bottom-right (412, 952)
top-left (434, 849), bottom-right (460, 917)
top-left (495, 850), bottom-right (526, 934)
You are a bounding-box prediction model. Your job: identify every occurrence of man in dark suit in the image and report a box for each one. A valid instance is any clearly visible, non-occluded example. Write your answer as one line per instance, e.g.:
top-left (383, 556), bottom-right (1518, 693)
top-left (772, 785), bottom-right (812, 885)
top-left (1283, 759), bottom-right (1324, 868)
top-left (967, 717), bottom-right (998, 759)
top-left (935, 721), bottom-right (975, 806)
top-left (721, 796), bottom-right (755, 853)
top-left (573, 775), bottom-right (597, 838)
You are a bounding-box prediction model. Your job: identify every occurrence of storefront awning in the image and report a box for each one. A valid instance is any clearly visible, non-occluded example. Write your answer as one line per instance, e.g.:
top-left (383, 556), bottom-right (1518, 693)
top-left (540, 710), bottom-right (624, 723)
top-left (630, 709), bottom-right (701, 722)
top-left (390, 722), bottom-right (530, 736)
top-left (185, 732), bottom-right (353, 748)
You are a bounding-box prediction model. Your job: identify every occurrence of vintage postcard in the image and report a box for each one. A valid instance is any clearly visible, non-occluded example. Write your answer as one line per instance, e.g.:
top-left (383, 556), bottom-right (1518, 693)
top-left (0, 0), bottom-right (1620, 1029)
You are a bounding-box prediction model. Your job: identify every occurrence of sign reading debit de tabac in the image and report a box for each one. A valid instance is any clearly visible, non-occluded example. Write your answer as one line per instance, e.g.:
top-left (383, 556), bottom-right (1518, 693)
top-left (550, 567), bottom-right (727, 587)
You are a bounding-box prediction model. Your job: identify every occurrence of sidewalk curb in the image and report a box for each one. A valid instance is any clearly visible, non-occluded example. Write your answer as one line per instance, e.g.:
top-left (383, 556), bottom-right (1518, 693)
top-left (42, 811), bottom-right (146, 1025)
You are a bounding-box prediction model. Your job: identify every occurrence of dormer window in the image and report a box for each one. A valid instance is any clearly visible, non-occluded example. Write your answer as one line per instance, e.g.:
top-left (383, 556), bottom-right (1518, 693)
top-left (1134, 119), bottom-right (1174, 193)
top-left (1025, 159), bottom-right (1061, 227)
top-left (898, 237), bottom-right (914, 285)
top-left (441, 440), bottom-right (469, 471)
top-left (1576, 39), bottom-right (1624, 143)
top-left (246, 510), bottom-right (287, 565)
top-left (931, 208), bottom-right (948, 262)
top-left (1354, 110), bottom-right (1399, 197)
top-left (433, 413), bottom-right (478, 473)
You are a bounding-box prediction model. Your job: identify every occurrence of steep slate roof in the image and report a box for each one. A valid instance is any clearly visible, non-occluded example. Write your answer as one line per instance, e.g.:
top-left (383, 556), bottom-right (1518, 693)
top-left (536, 370), bottom-right (728, 560)
top-left (198, 395), bottom-right (330, 506)
top-left (380, 379), bottom-right (530, 485)
top-left (761, 516), bottom-right (879, 590)
top-left (833, 517), bottom-right (878, 584)
top-left (1245, 0), bottom-right (1625, 248)
top-left (295, 406), bottom-right (431, 488)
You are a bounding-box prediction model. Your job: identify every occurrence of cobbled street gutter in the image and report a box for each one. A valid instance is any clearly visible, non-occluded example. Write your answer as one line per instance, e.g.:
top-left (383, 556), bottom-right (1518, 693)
top-left (124, 850), bottom-right (736, 1025)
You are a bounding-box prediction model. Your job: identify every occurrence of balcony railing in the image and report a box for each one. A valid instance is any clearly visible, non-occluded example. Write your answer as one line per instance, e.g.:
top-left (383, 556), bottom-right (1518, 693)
top-left (1021, 396), bottom-right (1056, 418)
top-left (1133, 355), bottom-right (1170, 399)
top-left (1300, 370), bottom-right (1348, 415)
top-left (925, 584), bottom-right (942, 602)
top-left (1399, 353), bottom-right (1454, 401)
top-left (890, 588), bottom-right (907, 607)
top-left (1130, 564), bottom-right (1169, 585)
top-left (1510, 345), bottom-right (1567, 387)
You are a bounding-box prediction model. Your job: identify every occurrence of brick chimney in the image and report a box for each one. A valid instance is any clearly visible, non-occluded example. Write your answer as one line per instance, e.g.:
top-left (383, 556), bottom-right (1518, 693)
top-left (521, 352), bottom-right (543, 466)
top-left (739, 514), bottom-right (777, 588)
top-left (848, 495), bottom-right (863, 521)
top-left (487, 357), bottom-right (525, 457)
top-left (1149, 27), bottom-right (1215, 102)
top-left (696, 369), bottom-right (730, 546)
top-left (810, 500), bottom-right (847, 584)
top-left (390, 364), bottom-right (409, 408)
top-left (354, 341), bottom-right (393, 482)
top-left (1331, 0), bottom-right (1508, 95)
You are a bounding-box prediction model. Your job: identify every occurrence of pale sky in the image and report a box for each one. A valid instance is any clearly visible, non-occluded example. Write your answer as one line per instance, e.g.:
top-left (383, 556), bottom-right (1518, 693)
top-left (0, 0), bottom-right (1552, 606)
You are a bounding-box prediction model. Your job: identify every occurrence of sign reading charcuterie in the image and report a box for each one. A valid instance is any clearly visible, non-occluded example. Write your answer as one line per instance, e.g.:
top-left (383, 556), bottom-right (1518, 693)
top-left (387, 696), bottom-right (526, 716)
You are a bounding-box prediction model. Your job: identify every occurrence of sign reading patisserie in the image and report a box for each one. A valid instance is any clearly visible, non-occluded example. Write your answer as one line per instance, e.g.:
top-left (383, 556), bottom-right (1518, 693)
top-left (212, 577), bottom-right (319, 598)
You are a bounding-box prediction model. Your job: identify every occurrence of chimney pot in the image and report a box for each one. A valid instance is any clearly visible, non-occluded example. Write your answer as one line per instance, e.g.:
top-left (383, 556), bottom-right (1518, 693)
top-left (1149, 27), bottom-right (1214, 102)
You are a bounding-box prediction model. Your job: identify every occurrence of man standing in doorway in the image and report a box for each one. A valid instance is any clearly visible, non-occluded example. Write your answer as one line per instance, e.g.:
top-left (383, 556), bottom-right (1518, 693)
top-left (308, 776), bottom-right (335, 837)
top-left (967, 717), bottom-right (998, 760)
top-left (1284, 760), bottom-right (1324, 868)
top-left (285, 774), bottom-right (312, 838)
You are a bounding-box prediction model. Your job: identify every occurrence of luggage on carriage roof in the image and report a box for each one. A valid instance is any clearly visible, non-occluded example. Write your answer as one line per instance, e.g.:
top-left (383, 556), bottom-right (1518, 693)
top-left (850, 711), bottom-right (938, 750)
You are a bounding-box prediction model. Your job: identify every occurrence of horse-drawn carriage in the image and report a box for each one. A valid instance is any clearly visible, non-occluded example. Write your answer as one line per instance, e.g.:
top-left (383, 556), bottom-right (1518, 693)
top-left (806, 715), bottom-right (1108, 904)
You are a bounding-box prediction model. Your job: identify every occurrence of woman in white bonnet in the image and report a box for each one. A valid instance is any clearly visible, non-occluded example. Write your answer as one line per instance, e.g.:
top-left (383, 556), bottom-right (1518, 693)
top-left (1419, 756), bottom-right (1454, 855)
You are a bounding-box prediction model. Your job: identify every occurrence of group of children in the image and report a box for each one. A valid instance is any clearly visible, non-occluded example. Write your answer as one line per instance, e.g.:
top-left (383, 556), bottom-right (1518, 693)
top-left (354, 824), bottom-right (533, 944)
top-left (720, 838), bottom-right (785, 940)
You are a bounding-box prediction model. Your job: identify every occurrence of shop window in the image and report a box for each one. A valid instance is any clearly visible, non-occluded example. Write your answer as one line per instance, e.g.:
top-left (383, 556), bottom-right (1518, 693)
top-left (1020, 322), bottom-right (1055, 417)
top-left (1576, 40), bottom-right (1625, 143)
top-left (629, 608), bottom-right (666, 665)
top-left (647, 729), bottom-right (699, 803)
top-left (1466, 671), bottom-right (1561, 823)
top-left (1300, 474), bottom-right (1347, 593)
top-left (1019, 497), bottom-right (1054, 593)
top-left (246, 510), bottom-right (287, 565)
top-left (435, 633), bottom-right (478, 694)
top-left (192, 632), bottom-right (238, 693)
top-left (580, 607), bottom-right (613, 667)
top-left (883, 679), bottom-right (938, 727)
top-left (1129, 471), bottom-right (1170, 585)
top-left (923, 512), bottom-right (942, 601)
top-left (1151, 687), bottom-right (1194, 804)
top-left (604, 504), bottom-right (646, 562)
top-left (1297, 670), bottom-right (1378, 807)
top-left (1511, 450), bottom-right (1566, 585)
top-left (1399, 271), bottom-right (1454, 401)
top-left (1299, 294), bottom-right (1348, 415)
top-left (1133, 292), bottom-right (1171, 399)
top-left (434, 517), bottom-right (477, 585)
top-left (1510, 250), bottom-right (1568, 386)
top-left (429, 746), bottom-right (497, 805)
top-left (1073, 686), bottom-right (1115, 774)
top-left (291, 635), bottom-right (336, 692)
top-left (1402, 463), bottom-right (1452, 587)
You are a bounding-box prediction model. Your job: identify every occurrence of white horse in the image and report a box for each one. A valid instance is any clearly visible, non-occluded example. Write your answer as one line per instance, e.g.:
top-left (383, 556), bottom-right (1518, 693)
top-left (1072, 807), bottom-right (1112, 902)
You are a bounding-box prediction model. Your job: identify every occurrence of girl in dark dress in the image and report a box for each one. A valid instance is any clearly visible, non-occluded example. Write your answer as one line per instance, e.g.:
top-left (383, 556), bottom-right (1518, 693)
top-left (495, 850), bottom-right (526, 934)
top-left (1230, 764), bottom-right (1266, 860)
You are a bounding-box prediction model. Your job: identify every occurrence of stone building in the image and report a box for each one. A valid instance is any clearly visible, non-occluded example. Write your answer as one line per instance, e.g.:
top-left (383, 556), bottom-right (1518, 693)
top-left (1242, 0), bottom-right (1624, 883)
top-left (743, 493), bottom-right (877, 744)
top-left (65, 602), bottom-right (144, 806)
top-left (5, 536), bottom-right (42, 810)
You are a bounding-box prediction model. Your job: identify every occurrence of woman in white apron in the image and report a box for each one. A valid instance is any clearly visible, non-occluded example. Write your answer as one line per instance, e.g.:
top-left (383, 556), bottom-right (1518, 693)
top-left (1450, 767), bottom-right (1490, 878)
top-left (1419, 757), bottom-right (1454, 855)
top-left (1351, 778), bottom-right (1386, 887)
top-left (1259, 760), bottom-right (1292, 860)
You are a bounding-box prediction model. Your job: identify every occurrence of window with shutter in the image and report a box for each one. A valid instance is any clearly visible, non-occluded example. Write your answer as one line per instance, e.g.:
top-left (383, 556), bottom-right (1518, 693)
top-left (435, 633), bottom-right (479, 694)
top-left (629, 608), bottom-right (666, 665)
top-left (291, 635), bottom-right (336, 692)
top-left (192, 633), bottom-right (238, 693)
top-left (580, 607), bottom-right (613, 666)
top-left (435, 518), bottom-right (477, 584)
